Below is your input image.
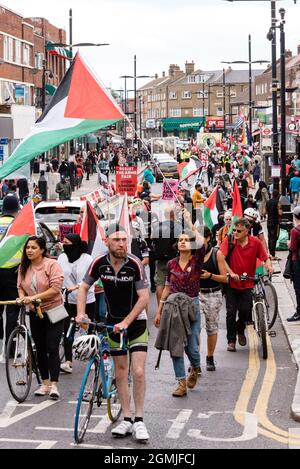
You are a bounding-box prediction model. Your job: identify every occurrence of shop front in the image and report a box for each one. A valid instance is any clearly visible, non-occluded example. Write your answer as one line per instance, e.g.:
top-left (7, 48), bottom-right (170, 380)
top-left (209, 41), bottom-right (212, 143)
top-left (161, 118), bottom-right (205, 139)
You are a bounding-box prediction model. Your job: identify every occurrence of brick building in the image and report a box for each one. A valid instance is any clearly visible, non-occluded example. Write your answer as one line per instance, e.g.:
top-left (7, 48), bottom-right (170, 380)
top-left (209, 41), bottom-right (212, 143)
top-left (0, 5), bottom-right (67, 166)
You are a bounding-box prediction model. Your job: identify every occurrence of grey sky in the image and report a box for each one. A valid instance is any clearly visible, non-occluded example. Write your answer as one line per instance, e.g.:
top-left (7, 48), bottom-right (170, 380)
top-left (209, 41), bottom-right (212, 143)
top-left (2, 0), bottom-right (300, 94)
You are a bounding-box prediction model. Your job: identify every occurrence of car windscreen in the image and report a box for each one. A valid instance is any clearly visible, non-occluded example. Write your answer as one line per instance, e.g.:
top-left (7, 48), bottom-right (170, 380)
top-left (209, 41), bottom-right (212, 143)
top-left (159, 162), bottom-right (177, 171)
top-left (35, 206), bottom-right (80, 223)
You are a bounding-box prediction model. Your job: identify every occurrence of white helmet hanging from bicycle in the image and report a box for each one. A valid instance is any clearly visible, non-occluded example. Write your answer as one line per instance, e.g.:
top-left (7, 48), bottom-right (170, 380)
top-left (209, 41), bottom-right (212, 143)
top-left (72, 334), bottom-right (100, 361)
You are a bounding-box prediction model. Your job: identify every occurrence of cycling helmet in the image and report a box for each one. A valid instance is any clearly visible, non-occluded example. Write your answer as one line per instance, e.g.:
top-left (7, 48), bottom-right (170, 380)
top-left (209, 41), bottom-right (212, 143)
top-left (293, 206), bottom-right (300, 218)
top-left (244, 208), bottom-right (259, 221)
top-left (72, 334), bottom-right (100, 361)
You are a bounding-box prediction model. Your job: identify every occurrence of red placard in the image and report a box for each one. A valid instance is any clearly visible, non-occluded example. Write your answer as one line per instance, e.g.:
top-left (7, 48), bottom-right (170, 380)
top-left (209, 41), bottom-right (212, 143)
top-left (115, 166), bottom-right (137, 196)
top-left (206, 116), bottom-right (225, 129)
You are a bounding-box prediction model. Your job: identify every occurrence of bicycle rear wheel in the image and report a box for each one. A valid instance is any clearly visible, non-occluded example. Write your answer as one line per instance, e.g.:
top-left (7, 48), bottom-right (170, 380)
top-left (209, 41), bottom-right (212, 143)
top-left (256, 303), bottom-right (268, 360)
top-left (264, 279), bottom-right (278, 330)
top-left (74, 358), bottom-right (99, 444)
top-left (5, 328), bottom-right (33, 403)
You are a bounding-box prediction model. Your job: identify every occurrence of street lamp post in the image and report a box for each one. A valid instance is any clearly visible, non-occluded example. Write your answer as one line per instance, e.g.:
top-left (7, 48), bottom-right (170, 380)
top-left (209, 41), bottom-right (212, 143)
top-left (279, 8), bottom-right (287, 195)
top-left (224, 0), bottom-right (298, 189)
top-left (223, 69), bottom-right (227, 136)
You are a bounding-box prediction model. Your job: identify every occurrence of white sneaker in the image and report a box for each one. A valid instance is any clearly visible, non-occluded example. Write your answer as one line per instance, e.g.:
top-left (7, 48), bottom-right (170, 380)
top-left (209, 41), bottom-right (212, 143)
top-left (111, 420), bottom-right (133, 438)
top-left (49, 384), bottom-right (60, 400)
top-left (34, 385), bottom-right (50, 396)
top-left (132, 421), bottom-right (149, 443)
top-left (60, 362), bottom-right (73, 374)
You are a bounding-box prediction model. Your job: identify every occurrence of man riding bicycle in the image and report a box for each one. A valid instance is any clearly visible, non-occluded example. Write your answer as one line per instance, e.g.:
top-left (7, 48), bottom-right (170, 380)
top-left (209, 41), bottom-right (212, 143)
top-left (77, 223), bottom-right (150, 443)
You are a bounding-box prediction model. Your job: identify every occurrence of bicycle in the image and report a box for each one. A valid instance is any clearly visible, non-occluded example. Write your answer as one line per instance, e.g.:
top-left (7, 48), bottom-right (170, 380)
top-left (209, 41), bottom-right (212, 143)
top-left (68, 319), bottom-right (127, 445)
top-left (240, 272), bottom-right (280, 359)
top-left (4, 299), bottom-right (43, 403)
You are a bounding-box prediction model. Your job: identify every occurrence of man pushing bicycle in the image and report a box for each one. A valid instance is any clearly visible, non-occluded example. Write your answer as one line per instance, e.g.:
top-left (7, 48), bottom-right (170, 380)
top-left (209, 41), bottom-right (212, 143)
top-left (77, 223), bottom-right (150, 443)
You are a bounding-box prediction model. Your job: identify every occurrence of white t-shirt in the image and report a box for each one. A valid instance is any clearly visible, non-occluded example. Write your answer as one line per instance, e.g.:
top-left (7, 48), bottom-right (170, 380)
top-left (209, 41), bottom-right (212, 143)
top-left (57, 253), bottom-right (95, 304)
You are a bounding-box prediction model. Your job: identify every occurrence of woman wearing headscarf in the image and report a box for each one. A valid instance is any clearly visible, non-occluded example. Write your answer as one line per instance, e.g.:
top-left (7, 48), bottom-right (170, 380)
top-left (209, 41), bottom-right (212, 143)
top-left (57, 234), bottom-right (95, 374)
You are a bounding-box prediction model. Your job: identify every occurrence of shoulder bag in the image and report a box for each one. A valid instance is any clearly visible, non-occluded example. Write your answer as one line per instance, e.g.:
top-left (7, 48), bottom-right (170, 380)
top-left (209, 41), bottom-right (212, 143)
top-left (46, 304), bottom-right (69, 324)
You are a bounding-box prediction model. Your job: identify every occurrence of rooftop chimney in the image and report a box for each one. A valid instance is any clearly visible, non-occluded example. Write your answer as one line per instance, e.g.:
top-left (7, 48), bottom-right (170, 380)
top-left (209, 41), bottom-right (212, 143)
top-left (297, 44), bottom-right (300, 56)
top-left (185, 61), bottom-right (195, 76)
top-left (155, 73), bottom-right (158, 79)
top-left (169, 64), bottom-right (182, 78)
top-left (162, 71), bottom-right (166, 77)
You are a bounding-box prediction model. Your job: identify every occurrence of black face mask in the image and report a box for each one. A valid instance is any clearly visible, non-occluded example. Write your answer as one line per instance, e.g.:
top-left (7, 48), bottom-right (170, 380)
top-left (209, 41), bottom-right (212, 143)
top-left (63, 244), bottom-right (81, 263)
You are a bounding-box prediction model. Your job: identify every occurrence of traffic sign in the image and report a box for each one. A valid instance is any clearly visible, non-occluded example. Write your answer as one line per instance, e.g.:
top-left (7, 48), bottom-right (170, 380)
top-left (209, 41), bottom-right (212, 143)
top-left (262, 128), bottom-right (272, 136)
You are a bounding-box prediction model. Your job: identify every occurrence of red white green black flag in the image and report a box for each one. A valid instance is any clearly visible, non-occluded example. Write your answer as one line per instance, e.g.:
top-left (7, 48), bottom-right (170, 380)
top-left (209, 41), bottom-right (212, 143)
top-left (0, 53), bottom-right (124, 179)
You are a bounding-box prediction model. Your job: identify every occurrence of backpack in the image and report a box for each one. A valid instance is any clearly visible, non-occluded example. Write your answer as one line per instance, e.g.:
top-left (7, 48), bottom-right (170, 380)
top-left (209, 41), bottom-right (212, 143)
top-left (152, 222), bottom-right (178, 261)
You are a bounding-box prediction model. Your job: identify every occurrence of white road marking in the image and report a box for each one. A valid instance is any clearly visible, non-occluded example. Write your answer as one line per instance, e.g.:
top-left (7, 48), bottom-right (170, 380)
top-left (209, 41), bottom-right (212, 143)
top-left (188, 411), bottom-right (258, 442)
top-left (166, 409), bottom-right (193, 439)
top-left (37, 415), bottom-right (112, 434)
top-left (0, 438), bottom-right (56, 449)
top-left (70, 443), bottom-right (134, 449)
top-left (0, 400), bottom-right (58, 428)
top-left (289, 428), bottom-right (300, 449)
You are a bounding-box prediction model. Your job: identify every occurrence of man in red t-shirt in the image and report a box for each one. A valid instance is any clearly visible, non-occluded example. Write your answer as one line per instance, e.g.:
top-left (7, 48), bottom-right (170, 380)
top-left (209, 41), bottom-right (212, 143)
top-left (220, 217), bottom-right (273, 352)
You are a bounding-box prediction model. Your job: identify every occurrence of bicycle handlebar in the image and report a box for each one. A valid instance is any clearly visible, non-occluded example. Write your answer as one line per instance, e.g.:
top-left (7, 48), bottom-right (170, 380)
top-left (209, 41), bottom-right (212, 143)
top-left (68, 318), bottom-right (127, 350)
top-left (240, 271), bottom-right (281, 282)
top-left (0, 299), bottom-right (43, 319)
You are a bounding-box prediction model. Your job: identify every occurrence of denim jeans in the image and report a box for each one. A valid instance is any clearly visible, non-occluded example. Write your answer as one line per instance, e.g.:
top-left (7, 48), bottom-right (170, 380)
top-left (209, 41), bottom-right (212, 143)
top-left (292, 261), bottom-right (300, 315)
top-left (171, 298), bottom-right (201, 380)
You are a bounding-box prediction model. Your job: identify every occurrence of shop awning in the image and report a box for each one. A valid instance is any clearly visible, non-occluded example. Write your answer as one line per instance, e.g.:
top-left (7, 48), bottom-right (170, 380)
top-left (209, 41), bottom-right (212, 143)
top-left (45, 84), bottom-right (57, 96)
top-left (46, 41), bottom-right (72, 60)
top-left (162, 118), bottom-right (205, 132)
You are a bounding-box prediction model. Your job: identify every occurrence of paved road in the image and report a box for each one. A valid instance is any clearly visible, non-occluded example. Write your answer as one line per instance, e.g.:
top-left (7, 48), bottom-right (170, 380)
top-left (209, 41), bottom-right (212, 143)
top-left (0, 293), bottom-right (299, 450)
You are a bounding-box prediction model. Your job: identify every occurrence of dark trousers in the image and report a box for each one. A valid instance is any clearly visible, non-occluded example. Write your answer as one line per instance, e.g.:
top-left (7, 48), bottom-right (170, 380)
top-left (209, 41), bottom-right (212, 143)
top-left (149, 251), bottom-right (156, 288)
top-left (292, 261), bottom-right (300, 315)
top-left (208, 173), bottom-right (214, 186)
top-left (64, 302), bottom-right (95, 362)
top-left (267, 225), bottom-right (279, 257)
top-left (0, 267), bottom-right (19, 344)
top-left (226, 288), bottom-right (252, 343)
top-left (30, 313), bottom-right (64, 382)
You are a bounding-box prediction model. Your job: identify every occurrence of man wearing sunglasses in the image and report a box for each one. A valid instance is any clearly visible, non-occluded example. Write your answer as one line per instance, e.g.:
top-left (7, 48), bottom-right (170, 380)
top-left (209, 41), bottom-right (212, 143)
top-left (220, 218), bottom-right (273, 352)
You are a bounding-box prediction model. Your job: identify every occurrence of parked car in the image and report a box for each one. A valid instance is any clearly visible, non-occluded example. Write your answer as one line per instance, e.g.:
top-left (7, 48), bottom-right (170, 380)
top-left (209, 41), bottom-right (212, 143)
top-left (152, 153), bottom-right (175, 164)
top-left (34, 200), bottom-right (105, 237)
top-left (154, 158), bottom-right (179, 183)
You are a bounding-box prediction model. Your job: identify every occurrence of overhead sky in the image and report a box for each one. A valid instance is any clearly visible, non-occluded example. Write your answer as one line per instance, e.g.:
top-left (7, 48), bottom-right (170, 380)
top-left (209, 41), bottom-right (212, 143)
top-left (2, 0), bottom-right (300, 95)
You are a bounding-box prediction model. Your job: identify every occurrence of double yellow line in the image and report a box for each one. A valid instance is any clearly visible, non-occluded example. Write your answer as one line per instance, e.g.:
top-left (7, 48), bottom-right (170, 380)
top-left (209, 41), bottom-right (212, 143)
top-left (234, 325), bottom-right (300, 447)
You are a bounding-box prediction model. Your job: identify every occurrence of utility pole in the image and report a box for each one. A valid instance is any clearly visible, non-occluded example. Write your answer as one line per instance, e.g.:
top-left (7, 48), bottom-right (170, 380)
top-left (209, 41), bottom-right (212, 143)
top-left (271, 1), bottom-right (280, 190)
top-left (248, 34), bottom-right (253, 157)
top-left (280, 8), bottom-right (287, 196)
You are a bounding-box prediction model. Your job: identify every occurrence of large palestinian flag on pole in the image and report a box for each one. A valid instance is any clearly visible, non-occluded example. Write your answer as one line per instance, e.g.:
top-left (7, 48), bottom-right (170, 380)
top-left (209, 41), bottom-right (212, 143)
top-left (0, 53), bottom-right (124, 179)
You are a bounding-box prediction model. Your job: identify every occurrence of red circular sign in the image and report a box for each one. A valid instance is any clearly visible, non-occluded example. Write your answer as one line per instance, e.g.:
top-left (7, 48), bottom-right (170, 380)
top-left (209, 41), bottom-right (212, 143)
top-left (262, 128), bottom-right (271, 136)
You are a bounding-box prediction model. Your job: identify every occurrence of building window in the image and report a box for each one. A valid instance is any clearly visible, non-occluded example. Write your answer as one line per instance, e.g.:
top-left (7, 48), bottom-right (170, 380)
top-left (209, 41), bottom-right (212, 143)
top-left (188, 75), bottom-right (196, 83)
top-left (197, 90), bottom-right (208, 99)
top-left (232, 106), bottom-right (239, 115)
top-left (230, 90), bottom-right (237, 98)
top-left (23, 44), bottom-right (30, 66)
top-left (170, 108), bottom-right (181, 117)
top-left (4, 36), bottom-right (14, 62)
top-left (182, 91), bottom-right (192, 99)
top-left (217, 90), bottom-right (224, 98)
top-left (15, 40), bottom-right (21, 64)
top-left (193, 108), bottom-right (207, 117)
top-left (169, 91), bottom-right (177, 100)
top-left (217, 107), bottom-right (223, 116)
top-left (34, 53), bottom-right (43, 70)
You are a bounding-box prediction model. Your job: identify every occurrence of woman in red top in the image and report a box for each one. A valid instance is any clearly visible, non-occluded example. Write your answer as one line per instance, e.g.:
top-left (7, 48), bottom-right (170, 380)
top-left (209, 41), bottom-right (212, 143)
top-left (287, 207), bottom-right (300, 321)
top-left (154, 209), bottom-right (205, 397)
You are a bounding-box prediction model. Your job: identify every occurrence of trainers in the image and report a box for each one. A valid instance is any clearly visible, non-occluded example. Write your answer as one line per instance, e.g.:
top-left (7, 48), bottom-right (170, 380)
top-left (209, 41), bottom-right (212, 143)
top-left (206, 356), bottom-right (216, 372)
top-left (187, 367), bottom-right (200, 389)
top-left (172, 379), bottom-right (187, 397)
top-left (60, 362), bottom-right (73, 374)
top-left (49, 384), bottom-right (60, 400)
top-left (111, 420), bottom-right (133, 438)
top-left (287, 313), bottom-right (300, 322)
top-left (132, 421), bottom-right (149, 443)
top-left (227, 342), bottom-right (236, 352)
top-left (238, 334), bottom-right (247, 347)
top-left (34, 385), bottom-right (50, 396)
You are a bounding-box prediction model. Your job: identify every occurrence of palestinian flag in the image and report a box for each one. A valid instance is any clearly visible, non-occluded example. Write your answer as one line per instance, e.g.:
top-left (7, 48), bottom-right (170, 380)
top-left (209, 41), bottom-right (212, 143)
top-left (0, 201), bottom-right (36, 265)
top-left (180, 156), bottom-right (203, 183)
top-left (0, 52), bottom-right (124, 179)
top-left (229, 180), bottom-right (243, 234)
top-left (81, 201), bottom-right (107, 259)
top-left (203, 187), bottom-right (223, 230)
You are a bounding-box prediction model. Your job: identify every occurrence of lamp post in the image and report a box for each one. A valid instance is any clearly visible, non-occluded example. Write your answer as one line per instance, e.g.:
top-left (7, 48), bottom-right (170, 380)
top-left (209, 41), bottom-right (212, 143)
top-left (120, 59), bottom-right (152, 150)
top-left (279, 7), bottom-right (287, 196)
top-left (224, 0), bottom-right (298, 189)
top-left (223, 68), bottom-right (227, 136)
top-left (222, 39), bottom-right (269, 155)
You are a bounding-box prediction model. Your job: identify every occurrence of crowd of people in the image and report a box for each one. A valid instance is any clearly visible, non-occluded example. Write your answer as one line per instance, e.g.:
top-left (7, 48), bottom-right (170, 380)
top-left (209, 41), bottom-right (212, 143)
top-left (2, 133), bottom-right (300, 445)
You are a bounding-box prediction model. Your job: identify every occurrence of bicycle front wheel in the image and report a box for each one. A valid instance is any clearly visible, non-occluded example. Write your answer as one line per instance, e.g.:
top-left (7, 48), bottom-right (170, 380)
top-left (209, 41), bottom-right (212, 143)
top-left (264, 279), bottom-right (278, 330)
top-left (74, 358), bottom-right (99, 444)
top-left (107, 378), bottom-right (122, 423)
top-left (256, 303), bottom-right (268, 360)
top-left (5, 328), bottom-right (33, 403)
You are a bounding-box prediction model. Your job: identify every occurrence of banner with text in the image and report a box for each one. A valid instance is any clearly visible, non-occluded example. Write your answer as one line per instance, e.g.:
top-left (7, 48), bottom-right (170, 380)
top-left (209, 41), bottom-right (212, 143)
top-left (162, 179), bottom-right (179, 201)
top-left (116, 166), bottom-right (137, 196)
